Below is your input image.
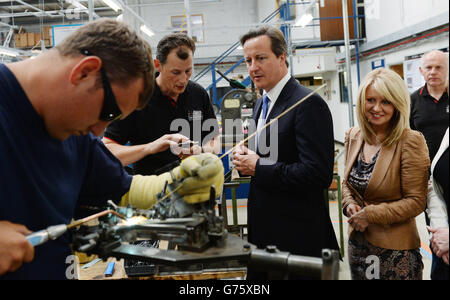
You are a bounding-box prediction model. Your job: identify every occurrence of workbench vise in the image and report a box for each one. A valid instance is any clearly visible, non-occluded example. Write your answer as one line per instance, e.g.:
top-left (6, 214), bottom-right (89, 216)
top-left (71, 184), bottom-right (340, 280)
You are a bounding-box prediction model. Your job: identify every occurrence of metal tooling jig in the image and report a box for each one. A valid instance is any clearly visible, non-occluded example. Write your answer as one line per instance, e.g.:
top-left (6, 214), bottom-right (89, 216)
top-left (71, 177), bottom-right (340, 279)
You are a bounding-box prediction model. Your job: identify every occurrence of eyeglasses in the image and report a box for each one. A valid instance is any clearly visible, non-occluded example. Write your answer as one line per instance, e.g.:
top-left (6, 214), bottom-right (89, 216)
top-left (80, 50), bottom-right (123, 122)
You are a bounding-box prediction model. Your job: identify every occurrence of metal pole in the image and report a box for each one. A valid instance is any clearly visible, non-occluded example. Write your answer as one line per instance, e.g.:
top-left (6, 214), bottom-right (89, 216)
top-left (352, 0), bottom-right (361, 86)
top-left (336, 175), bottom-right (345, 258)
top-left (39, 0), bottom-right (45, 52)
top-left (184, 0), bottom-right (192, 38)
top-left (321, 249), bottom-right (340, 280)
top-left (211, 63), bottom-right (218, 105)
top-left (116, 0), bottom-right (153, 31)
top-left (342, 0), bottom-right (354, 127)
top-left (286, 0), bottom-right (294, 76)
top-left (3, 28), bottom-right (13, 47)
top-left (0, 21), bottom-right (17, 29)
top-left (88, 0), bottom-right (94, 22)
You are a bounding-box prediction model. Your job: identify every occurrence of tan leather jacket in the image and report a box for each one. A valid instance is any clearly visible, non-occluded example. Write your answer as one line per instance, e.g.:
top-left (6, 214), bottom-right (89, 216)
top-left (342, 127), bottom-right (430, 250)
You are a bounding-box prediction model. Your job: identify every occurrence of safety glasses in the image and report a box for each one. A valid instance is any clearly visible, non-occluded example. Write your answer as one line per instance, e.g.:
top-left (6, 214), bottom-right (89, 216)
top-left (80, 49), bottom-right (122, 122)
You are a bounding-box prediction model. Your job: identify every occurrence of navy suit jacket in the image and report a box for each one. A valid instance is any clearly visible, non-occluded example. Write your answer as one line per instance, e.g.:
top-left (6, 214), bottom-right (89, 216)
top-left (248, 76), bottom-right (339, 258)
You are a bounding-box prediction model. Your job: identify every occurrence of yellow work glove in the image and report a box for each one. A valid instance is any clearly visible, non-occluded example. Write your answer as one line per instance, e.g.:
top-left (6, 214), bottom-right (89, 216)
top-left (120, 153), bottom-right (224, 209)
top-left (175, 153), bottom-right (224, 204)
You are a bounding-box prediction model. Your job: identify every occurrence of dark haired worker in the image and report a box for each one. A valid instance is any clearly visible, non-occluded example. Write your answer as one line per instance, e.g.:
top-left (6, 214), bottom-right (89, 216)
top-left (103, 33), bottom-right (220, 176)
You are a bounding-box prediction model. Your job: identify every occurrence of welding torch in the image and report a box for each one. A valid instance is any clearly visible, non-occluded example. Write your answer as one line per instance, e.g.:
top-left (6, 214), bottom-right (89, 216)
top-left (26, 210), bottom-right (125, 247)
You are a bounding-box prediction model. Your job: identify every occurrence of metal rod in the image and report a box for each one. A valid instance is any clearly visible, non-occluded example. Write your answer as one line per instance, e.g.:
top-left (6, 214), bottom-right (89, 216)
top-left (336, 175), bottom-right (345, 258)
top-left (352, 0), bottom-right (361, 85)
top-left (115, 0), bottom-right (153, 32)
top-left (88, 0), bottom-right (94, 22)
top-left (0, 21), bottom-right (18, 29)
top-left (15, 0), bottom-right (45, 13)
top-left (67, 210), bottom-right (125, 229)
top-left (184, 0), bottom-right (192, 38)
top-left (155, 184), bottom-right (184, 205)
top-left (211, 63), bottom-right (217, 104)
top-left (0, 7), bottom-right (111, 18)
top-left (342, 0), bottom-right (355, 127)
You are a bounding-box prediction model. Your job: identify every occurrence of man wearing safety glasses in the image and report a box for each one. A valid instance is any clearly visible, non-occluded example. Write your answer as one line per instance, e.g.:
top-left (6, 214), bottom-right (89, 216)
top-left (0, 19), bottom-right (223, 279)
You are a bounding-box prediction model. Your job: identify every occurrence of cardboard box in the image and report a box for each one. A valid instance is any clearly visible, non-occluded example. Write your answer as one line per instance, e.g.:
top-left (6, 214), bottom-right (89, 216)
top-left (34, 33), bottom-right (41, 44)
top-left (27, 33), bottom-right (35, 47)
top-left (15, 33), bottom-right (28, 48)
top-left (22, 33), bottom-right (28, 47)
top-left (43, 26), bottom-right (51, 40)
top-left (14, 34), bottom-right (22, 47)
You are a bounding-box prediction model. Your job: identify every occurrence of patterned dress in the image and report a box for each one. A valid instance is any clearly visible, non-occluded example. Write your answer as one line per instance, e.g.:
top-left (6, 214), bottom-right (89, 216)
top-left (347, 148), bottom-right (423, 280)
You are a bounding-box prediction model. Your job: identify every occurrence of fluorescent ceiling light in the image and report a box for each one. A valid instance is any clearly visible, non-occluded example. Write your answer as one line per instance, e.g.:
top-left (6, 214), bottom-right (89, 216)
top-left (102, 0), bottom-right (121, 12)
top-left (67, 0), bottom-right (86, 10)
top-left (296, 13), bottom-right (313, 27)
top-left (0, 48), bottom-right (18, 57)
top-left (140, 25), bottom-right (155, 37)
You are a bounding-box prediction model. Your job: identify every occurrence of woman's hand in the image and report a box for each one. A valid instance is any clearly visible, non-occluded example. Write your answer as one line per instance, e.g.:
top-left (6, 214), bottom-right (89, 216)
top-left (346, 203), bottom-right (362, 217)
top-left (348, 208), bottom-right (369, 232)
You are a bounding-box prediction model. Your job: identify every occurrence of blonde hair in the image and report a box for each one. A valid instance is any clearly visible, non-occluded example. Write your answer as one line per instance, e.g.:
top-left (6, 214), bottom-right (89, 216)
top-left (356, 68), bottom-right (410, 146)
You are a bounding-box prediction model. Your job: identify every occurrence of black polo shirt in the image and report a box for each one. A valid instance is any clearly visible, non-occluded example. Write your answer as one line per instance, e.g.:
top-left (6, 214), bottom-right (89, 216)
top-left (104, 76), bottom-right (219, 175)
top-left (410, 84), bottom-right (449, 162)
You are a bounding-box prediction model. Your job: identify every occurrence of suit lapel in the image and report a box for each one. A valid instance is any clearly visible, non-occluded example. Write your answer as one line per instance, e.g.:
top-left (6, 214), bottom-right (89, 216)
top-left (365, 140), bottom-right (398, 197)
top-left (253, 97), bottom-right (263, 125)
top-left (265, 77), bottom-right (296, 121)
top-left (254, 78), bottom-right (294, 155)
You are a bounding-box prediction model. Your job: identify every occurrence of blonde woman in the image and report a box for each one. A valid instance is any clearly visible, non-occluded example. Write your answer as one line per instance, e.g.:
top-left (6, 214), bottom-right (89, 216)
top-left (342, 68), bottom-right (430, 280)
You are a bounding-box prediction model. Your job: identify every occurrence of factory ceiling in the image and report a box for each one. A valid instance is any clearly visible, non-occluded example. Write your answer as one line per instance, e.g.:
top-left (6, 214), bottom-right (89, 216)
top-left (0, 0), bottom-right (120, 27)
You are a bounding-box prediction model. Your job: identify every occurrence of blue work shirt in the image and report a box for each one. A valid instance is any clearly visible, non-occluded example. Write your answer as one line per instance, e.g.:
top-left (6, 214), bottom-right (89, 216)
top-left (0, 64), bottom-right (132, 279)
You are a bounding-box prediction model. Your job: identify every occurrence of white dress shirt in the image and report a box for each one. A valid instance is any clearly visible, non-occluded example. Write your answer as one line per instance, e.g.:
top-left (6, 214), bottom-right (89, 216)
top-left (259, 71), bottom-right (291, 120)
top-left (256, 71), bottom-right (291, 149)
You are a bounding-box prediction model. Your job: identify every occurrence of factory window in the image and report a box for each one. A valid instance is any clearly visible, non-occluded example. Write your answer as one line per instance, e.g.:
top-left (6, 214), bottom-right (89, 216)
top-left (171, 14), bottom-right (204, 43)
top-left (339, 71), bottom-right (349, 103)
